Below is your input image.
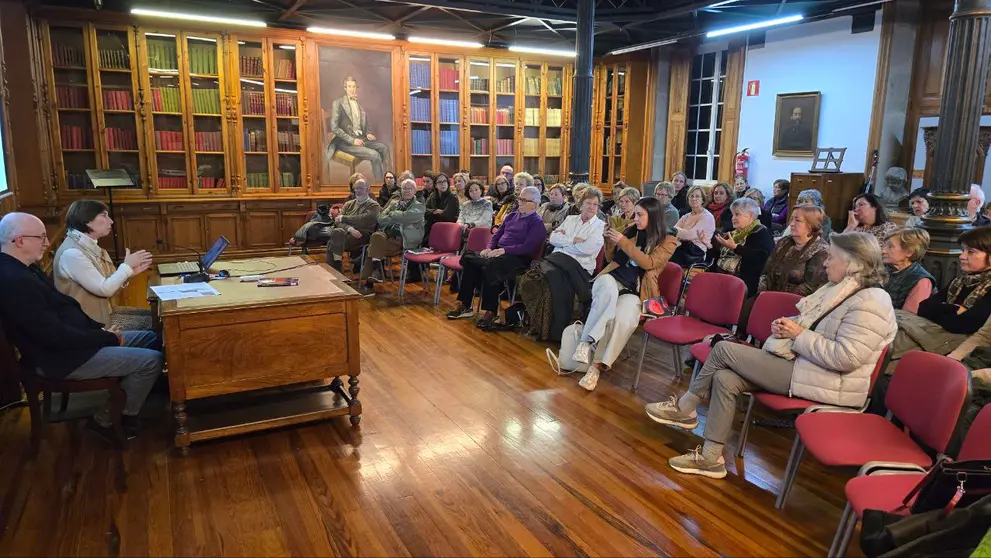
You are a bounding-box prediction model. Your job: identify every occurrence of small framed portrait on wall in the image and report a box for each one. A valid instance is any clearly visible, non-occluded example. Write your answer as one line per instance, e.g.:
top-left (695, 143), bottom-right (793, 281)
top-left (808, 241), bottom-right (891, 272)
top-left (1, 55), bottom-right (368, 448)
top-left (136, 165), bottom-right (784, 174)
top-left (773, 92), bottom-right (821, 157)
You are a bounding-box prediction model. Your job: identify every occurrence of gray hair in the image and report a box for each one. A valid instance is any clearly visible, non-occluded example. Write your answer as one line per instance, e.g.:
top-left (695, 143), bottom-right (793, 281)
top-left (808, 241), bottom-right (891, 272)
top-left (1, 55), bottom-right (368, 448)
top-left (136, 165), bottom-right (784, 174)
top-left (730, 197), bottom-right (761, 220)
top-left (519, 186), bottom-right (541, 203)
top-left (796, 189), bottom-right (825, 208)
top-left (829, 231), bottom-right (887, 288)
top-left (972, 184), bottom-right (986, 205)
top-left (399, 170), bottom-right (415, 183)
top-left (618, 186), bottom-right (641, 204)
top-left (583, 185), bottom-right (604, 204)
top-left (400, 178), bottom-right (417, 190)
top-left (0, 213), bottom-right (37, 244)
top-left (657, 181), bottom-right (676, 199)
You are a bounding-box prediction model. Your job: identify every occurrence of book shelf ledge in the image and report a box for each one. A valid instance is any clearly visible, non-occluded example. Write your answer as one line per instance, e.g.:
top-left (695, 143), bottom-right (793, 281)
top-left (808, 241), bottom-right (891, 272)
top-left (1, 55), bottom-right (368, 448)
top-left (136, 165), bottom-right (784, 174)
top-left (152, 111), bottom-right (182, 116)
top-left (99, 67), bottom-right (132, 73)
top-left (63, 148), bottom-right (95, 152)
top-left (156, 150), bottom-right (186, 154)
top-left (278, 152), bottom-right (301, 155)
top-left (193, 113), bottom-right (222, 117)
top-left (54, 65), bottom-right (87, 70)
top-left (108, 149), bottom-right (140, 153)
top-left (104, 109), bottom-right (135, 113)
top-left (190, 73), bottom-right (220, 79)
top-left (58, 107), bottom-right (91, 112)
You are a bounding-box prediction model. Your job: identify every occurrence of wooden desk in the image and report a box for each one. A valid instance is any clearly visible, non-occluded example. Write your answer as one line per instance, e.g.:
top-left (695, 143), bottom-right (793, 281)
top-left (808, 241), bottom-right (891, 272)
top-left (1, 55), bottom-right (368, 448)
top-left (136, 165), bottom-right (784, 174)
top-left (150, 256), bottom-right (361, 454)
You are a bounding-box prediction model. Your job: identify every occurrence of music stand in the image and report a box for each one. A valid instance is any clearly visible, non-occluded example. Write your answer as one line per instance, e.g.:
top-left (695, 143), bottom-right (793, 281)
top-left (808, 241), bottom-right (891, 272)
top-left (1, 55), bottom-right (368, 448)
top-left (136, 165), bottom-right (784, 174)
top-left (809, 147), bottom-right (846, 173)
top-left (85, 169), bottom-right (134, 263)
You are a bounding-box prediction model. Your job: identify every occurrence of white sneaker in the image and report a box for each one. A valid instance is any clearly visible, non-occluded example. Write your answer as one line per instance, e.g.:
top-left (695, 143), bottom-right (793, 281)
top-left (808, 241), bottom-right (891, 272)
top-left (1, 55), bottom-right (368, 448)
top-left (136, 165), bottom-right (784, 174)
top-left (572, 341), bottom-right (594, 364)
top-left (578, 367), bottom-right (599, 391)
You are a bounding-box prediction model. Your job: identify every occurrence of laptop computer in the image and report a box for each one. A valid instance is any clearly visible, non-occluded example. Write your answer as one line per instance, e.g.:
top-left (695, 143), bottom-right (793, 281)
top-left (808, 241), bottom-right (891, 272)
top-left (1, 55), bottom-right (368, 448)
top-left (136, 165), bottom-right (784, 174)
top-left (157, 236), bottom-right (230, 277)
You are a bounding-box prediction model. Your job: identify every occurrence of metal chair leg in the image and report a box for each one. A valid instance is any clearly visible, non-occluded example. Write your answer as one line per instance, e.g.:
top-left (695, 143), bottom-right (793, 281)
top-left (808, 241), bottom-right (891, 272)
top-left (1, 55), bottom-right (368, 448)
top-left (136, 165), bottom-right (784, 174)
top-left (398, 256), bottom-right (409, 297)
top-left (775, 435), bottom-right (806, 509)
top-left (632, 331), bottom-right (650, 392)
top-left (433, 265), bottom-right (445, 305)
top-left (832, 505), bottom-right (858, 558)
top-left (827, 502), bottom-right (854, 558)
top-left (736, 393), bottom-right (756, 458)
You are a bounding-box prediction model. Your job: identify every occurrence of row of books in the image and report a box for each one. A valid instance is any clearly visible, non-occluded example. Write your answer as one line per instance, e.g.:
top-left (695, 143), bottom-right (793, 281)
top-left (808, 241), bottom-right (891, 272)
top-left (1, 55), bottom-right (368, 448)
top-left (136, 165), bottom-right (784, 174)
top-left (243, 129), bottom-right (266, 152)
top-left (106, 127), bottom-right (138, 151)
top-left (274, 93), bottom-right (298, 116)
top-left (495, 75), bottom-right (515, 93)
top-left (239, 55), bottom-right (263, 78)
top-left (547, 78), bottom-right (563, 96)
top-left (98, 48), bottom-right (130, 70)
top-left (470, 138), bottom-right (488, 155)
top-left (524, 77), bottom-right (542, 95)
top-left (198, 176), bottom-right (225, 189)
top-left (193, 131), bottom-right (224, 152)
top-left (469, 76), bottom-right (489, 91)
top-left (60, 125), bottom-right (91, 150)
top-left (410, 96), bottom-right (430, 122)
top-left (188, 45), bottom-right (218, 75)
top-left (242, 91), bottom-right (266, 116)
top-left (154, 130), bottom-right (184, 151)
top-left (280, 172), bottom-right (297, 188)
top-left (56, 86), bottom-right (88, 109)
top-left (438, 99), bottom-right (459, 123)
top-left (469, 106), bottom-right (489, 124)
top-left (146, 42), bottom-right (179, 71)
top-left (523, 138), bottom-right (539, 157)
top-left (522, 107), bottom-right (564, 126)
top-left (438, 67), bottom-right (459, 90)
top-left (496, 107), bottom-right (513, 125)
top-left (274, 58), bottom-right (296, 80)
top-left (103, 89), bottom-right (133, 111)
top-left (191, 88), bottom-right (221, 114)
top-left (276, 131), bottom-right (300, 152)
top-left (245, 172), bottom-right (269, 188)
top-left (546, 138), bottom-right (562, 156)
top-left (496, 138), bottom-right (514, 156)
top-left (151, 87), bottom-right (181, 112)
top-left (439, 130), bottom-right (459, 156)
top-left (547, 108), bottom-right (563, 126)
top-left (410, 62), bottom-right (431, 89)
top-left (52, 43), bottom-right (85, 67)
top-left (410, 129), bottom-right (431, 155)
top-left (67, 173), bottom-right (91, 189)
top-left (158, 176), bottom-right (187, 189)
top-left (524, 77), bottom-right (563, 95)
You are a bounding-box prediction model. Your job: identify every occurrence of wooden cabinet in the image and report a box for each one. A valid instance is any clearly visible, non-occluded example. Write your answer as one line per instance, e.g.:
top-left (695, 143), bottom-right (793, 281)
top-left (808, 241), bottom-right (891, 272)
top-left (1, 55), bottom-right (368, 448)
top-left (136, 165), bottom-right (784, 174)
top-left (591, 56), bottom-right (652, 191)
top-left (789, 172), bottom-right (865, 231)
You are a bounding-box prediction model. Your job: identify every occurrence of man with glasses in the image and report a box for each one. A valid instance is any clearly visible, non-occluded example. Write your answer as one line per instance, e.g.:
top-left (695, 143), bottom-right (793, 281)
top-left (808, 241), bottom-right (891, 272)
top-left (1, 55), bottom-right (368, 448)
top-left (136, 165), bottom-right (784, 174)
top-left (446, 186), bottom-right (547, 329)
top-left (0, 212), bottom-right (162, 443)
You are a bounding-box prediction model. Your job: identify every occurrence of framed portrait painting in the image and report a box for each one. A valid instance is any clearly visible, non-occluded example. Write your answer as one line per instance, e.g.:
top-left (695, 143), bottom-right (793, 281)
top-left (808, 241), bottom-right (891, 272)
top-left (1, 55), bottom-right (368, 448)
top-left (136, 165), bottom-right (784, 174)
top-left (772, 92), bottom-right (821, 157)
top-left (317, 45), bottom-right (395, 185)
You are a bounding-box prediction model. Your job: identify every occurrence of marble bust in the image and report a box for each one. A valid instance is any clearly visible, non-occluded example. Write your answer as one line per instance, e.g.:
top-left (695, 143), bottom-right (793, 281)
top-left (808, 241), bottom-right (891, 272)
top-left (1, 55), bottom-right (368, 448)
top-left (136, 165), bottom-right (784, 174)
top-left (876, 167), bottom-right (910, 207)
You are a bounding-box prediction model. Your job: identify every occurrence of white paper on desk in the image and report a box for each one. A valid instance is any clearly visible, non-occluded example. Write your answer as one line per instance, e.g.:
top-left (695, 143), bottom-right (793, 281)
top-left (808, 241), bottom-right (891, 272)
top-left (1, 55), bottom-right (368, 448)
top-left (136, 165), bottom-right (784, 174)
top-left (149, 283), bottom-right (221, 301)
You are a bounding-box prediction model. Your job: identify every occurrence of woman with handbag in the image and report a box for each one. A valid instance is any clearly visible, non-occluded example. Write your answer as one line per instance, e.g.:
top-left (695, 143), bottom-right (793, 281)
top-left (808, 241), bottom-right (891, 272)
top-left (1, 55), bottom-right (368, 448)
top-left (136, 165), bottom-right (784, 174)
top-left (710, 197), bottom-right (773, 297)
top-left (643, 232), bottom-right (897, 479)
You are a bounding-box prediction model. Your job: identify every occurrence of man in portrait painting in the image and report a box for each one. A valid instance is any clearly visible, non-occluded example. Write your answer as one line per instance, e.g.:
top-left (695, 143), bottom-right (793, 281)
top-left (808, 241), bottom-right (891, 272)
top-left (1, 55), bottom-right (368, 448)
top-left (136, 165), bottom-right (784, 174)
top-left (777, 105), bottom-right (814, 153)
top-left (326, 76), bottom-right (392, 180)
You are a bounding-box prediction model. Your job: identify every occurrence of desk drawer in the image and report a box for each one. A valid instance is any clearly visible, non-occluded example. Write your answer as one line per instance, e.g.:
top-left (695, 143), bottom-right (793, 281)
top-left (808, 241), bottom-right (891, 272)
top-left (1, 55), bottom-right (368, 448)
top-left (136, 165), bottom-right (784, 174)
top-left (176, 301), bottom-right (346, 330)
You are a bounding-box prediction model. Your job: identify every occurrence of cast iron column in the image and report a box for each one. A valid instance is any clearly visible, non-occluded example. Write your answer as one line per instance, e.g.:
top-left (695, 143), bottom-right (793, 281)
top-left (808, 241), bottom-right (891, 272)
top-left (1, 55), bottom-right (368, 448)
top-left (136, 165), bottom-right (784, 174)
top-left (568, 0), bottom-right (594, 184)
top-left (923, 0), bottom-right (991, 287)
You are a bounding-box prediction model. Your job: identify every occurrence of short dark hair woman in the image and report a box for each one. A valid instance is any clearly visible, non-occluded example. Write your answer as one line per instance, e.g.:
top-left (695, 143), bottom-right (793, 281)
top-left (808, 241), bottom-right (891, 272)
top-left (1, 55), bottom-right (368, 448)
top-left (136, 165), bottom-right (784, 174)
top-left (844, 193), bottom-right (897, 244)
top-left (424, 172), bottom-right (460, 243)
top-left (377, 170), bottom-right (398, 206)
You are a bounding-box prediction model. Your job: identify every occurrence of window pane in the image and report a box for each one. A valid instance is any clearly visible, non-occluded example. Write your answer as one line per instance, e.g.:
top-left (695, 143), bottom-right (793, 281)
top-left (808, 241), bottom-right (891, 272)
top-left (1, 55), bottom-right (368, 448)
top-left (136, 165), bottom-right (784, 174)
top-left (715, 130), bottom-right (722, 155)
top-left (717, 103), bottom-right (724, 128)
top-left (691, 55), bottom-right (703, 80)
top-left (699, 105), bottom-right (712, 131)
top-left (712, 156), bottom-right (720, 181)
top-left (694, 156), bottom-right (708, 180)
top-left (698, 131), bottom-right (710, 156)
top-left (702, 53), bottom-right (715, 78)
top-left (719, 77), bottom-right (725, 102)
top-left (720, 51), bottom-right (728, 77)
top-left (685, 155), bottom-right (695, 178)
top-left (688, 106), bottom-right (699, 131)
top-left (701, 79), bottom-right (714, 105)
top-left (690, 80), bottom-right (701, 106)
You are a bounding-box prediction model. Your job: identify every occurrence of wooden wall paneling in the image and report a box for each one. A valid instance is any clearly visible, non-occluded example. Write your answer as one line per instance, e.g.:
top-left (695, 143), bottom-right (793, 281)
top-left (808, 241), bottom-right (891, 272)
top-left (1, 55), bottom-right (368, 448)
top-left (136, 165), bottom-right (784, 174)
top-left (244, 210), bottom-right (281, 248)
top-left (205, 212), bottom-right (239, 248)
top-left (625, 58), bottom-right (650, 187)
top-left (280, 210), bottom-right (310, 245)
top-left (166, 212), bottom-right (206, 250)
top-left (119, 214), bottom-right (163, 253)
top-left (718, 41), bottom-right (745, 183)
top-left (39, 22), bottom-right (65, 194)
top-left (641, 52), bottom-right (657, 184)
top-left (664, 48), bottom-right (692, 181)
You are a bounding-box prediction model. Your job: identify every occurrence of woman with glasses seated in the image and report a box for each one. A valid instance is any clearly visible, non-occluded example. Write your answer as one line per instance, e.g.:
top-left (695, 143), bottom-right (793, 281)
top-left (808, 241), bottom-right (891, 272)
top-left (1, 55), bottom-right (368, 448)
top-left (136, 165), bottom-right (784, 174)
top-left (653, 181), bottom-right (681, 233)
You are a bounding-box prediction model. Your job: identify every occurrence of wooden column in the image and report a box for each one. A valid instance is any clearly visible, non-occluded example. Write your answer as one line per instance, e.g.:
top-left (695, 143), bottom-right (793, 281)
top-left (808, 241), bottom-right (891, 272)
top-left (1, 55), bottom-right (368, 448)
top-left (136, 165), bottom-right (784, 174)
top-left (568, 0), bottom-right (593, 183)
top-left (923, 0), bottom-right (991, 287)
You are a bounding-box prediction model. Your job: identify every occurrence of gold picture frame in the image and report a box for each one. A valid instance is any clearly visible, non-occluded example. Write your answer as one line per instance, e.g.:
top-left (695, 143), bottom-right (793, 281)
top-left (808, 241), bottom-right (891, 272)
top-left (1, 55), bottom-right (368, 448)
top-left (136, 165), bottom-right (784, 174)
top-left (772, 91), bottom-right (821, 157)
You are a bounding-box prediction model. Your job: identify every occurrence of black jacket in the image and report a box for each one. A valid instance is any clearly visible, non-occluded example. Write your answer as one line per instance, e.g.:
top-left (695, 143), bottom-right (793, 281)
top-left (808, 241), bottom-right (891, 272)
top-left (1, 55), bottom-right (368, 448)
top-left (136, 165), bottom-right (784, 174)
top-left (0, 253), bottom-right (118, 379)
top-left (715, 225), bottom-right (774, 296)
top-left (918, 282), bottom-right (991, 334)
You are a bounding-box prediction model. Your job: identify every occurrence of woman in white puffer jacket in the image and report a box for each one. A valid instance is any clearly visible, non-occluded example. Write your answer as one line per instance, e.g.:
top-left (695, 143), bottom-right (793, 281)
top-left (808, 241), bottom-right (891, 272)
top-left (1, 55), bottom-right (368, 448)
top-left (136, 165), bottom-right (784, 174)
top-left (643, 231), bottom-right (897, 479)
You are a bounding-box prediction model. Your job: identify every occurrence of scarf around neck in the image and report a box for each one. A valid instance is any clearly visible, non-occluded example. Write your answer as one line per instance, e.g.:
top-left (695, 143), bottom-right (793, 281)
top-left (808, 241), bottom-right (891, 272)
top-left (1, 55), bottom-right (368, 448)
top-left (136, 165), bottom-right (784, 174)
top-left (947, 268), bottom-right (991, 309)
top-left (730, 220), bottom-right (761, 244)
top-left (65, 228), bottom-right (115, 278)
top-left (708, 201), bottom-right (728, 223)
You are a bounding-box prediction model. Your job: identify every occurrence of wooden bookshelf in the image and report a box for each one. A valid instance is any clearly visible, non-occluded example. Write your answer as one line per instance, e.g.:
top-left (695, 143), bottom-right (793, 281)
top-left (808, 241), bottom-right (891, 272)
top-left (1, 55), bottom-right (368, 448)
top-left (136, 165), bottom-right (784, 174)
top-left (594, 61), bottom-right (629, 188)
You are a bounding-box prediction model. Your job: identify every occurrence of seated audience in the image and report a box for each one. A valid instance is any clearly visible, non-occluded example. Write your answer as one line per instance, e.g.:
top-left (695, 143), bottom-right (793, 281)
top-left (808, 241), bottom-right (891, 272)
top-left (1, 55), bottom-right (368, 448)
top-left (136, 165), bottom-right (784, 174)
top-left (710, 198), bottom-right (774, 296)
top-left (733, 175), bottom-right (749, 198)
top-left (764, 179), bottom-right (790, 232)
top-left (0, 212), bottom-right (164, 442)
top-left (54, 200), bottom-right (154, 330)
top-left (489, 176), bottom-right (514, 224)
top-left (882, 228), bottom-right (935, 313)
top-left (970, 184), bottom-right (990, 227)
top-left (670, 185), bottom-right (715, 266)
top-left (452, 172), bottom-right (469, 204)
top-left (533, 175), bottom-right (550, 204)
top-left (487, 164), bottom-right (515, 197)
top-left (671, 171), bottom-right (690, 215)
top-left (457, 180), bottom-right (494, 230)
top-left (610, 186), bottom-right (641, 220)
top-left (446, 186), bottom-right (545, 329)
top-left (844, 193), bottom-right (897, 243)
top-left (741, 187), bottom-right (772, 230)
top-left (377, 171), bottom-right (398, 207)
top-left (416, 170), bottom-right (436, 203)
top-left (602, 182), bottom-right (627, 215)
top-left (537, 184), bottom-right (571, 234)
top-left (424, 172), bottom-right (460, 242)
top-left (780, 189), bottom-right (832, 240)
top-left (494, 172), bottom-right (534, 227)
top-left (570, 197), bottom-right (678, 391)
top-left (568, 183), bottom-right (607, 221)
top-left (645, 232), bottom-right (896, 478)
top-left (758, 205), bottom-right (830, 296)
top-left (326, 178), bottom-right (380, 272)
top-left (519, 188), bottom-right (605, 341)
top-left (904, 187), bottom-right (930, 228)
top-left (344, 171), bottom-right (365, 201)
top-left (360, 178), bottom-right (425, 289)
top-left (707, 182), bottom-right (735, 234)
top-left (653, 181), bottom-right (681, 233)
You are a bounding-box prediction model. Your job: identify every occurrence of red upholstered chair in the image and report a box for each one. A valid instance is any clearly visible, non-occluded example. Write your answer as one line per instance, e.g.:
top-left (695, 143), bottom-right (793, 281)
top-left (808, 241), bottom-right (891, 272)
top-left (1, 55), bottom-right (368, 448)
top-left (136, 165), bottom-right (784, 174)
top-left (657, 262), bottom-right (685, 313)
top-left (632, 272), bottom-right (746, 392)
top-left (776, 351), bottom-right (971, 510)
top-left (399, 222), bottom-right (463, 299)
top-left (827, 404), bottom-right (991, 557)
top-left (435, 227), bottom-right (492, 305)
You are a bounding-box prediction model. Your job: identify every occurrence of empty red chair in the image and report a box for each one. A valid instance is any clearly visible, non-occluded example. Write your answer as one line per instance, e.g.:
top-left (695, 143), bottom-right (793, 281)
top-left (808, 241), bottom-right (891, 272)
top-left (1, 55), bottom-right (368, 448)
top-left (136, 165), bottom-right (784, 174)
top-left (827, 404), bottom-right (991, 557)
top-left (657, 262), bottom-right (685, 313)
top-left (632, 272), bottom-right (746, 392)
top-left (399, 222), bottom-right (463, 299)
top-left (435, 227), bottom-right (492, 305)
top-left (776, 351), bottom-right (971, 510)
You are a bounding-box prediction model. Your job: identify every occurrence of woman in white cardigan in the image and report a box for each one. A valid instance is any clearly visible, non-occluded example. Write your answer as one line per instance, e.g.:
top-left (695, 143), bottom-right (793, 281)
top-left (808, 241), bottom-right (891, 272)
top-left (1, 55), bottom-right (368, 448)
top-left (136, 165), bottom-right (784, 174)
top-left (644, 232), bottom-right (897, 479)
top-left (54, 200), bottom-right (154, 329)
top-left (670, 185), bottom-right (715, 266)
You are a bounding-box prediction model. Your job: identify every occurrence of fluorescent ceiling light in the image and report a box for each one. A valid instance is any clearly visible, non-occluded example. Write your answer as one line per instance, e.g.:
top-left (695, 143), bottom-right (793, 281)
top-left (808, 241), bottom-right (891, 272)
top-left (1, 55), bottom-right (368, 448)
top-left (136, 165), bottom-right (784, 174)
top-left (278, 45), bottom-right (296, 50)
top-left (410, 56), bottom-right (431, 62)
top-left (706, 14), bottom-right (803, 38)
top-left (409, 89), bottom-right (422, 95)
top-left (607, 38), bottom-right (678, 56)
top-left (496, 63), bottom-right (516, 68)
top-left (509, 45), bottom-right (575, 57)
top-left (469, 61), bottom-right (489, 66)
top-left (307, 27), bottom-right (395, 40)
top-left (145, 32), bottom-right (176, 38)
top-left (132, 8), bottom-right (266, 27)
top-left (240, 78), bottom-right (264, 86)
top-left (409, 36), bottom-right (482, 48)
top-left (187, 36), bottom-right (216, 43)
top-left (274, 88), bottom-right (297, 94)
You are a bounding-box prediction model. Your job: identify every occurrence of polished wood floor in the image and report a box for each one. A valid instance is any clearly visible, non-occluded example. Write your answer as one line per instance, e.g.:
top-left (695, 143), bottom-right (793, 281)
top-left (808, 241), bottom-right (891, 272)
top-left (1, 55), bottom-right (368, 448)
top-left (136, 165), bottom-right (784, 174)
top-left (0, 277), bottom-right (859, 557)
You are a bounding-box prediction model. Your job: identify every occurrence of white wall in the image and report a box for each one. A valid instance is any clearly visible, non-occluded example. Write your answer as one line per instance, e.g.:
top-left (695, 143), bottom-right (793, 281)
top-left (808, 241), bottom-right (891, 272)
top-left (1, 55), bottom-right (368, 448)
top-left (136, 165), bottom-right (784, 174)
top-left (737, 14), bottom-right (882, 196)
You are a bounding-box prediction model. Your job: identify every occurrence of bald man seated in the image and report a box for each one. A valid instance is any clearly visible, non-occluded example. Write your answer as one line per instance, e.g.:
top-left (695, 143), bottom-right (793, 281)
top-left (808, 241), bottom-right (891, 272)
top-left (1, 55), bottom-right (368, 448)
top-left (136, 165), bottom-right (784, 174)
top-left (0, 212), bottom-right (162, 443)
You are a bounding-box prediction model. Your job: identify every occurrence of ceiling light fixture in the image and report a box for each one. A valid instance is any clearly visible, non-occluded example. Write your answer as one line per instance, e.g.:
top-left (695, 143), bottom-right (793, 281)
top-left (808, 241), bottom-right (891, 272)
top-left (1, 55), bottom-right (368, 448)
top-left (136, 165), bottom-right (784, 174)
top-left (278, 45), bottom-right (296, 50)
top-left (409, 36), bottom-right (483, 48)
top-left (606, 38), bottom-right (678, 56)
top-left (132, 8), bottom-right (266, 27)
top-left (832, 0), bottom-right (891, 12)
top-left (508, 45), bottom-right (575, 57)
top-left (706, 14), bottom-right (803, 38)
top-left (307, 26), bottom-right (395, 40)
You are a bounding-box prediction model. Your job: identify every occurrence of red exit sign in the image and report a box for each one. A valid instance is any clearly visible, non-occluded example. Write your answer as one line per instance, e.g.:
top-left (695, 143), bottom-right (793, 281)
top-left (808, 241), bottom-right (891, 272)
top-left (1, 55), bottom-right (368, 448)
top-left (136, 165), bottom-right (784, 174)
top-left (747, 80), bottom-right (760, 96)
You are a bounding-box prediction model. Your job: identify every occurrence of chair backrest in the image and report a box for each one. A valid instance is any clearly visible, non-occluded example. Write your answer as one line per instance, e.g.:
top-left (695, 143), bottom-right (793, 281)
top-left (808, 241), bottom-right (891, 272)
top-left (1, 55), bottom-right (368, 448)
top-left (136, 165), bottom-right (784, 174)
top-left (464, 226), bottom-right (493, 252)
top-left (683, 272), bottom-right (747, 327)
top-left (885, 351), bottom-right (971, 454)
top-left (594, 247), bottom-right (606, 275)
top-left (868, 345), bottom-right (890, 393)
top-left (657, 262), bottom-right (684, 308)
top-left (747, 291), bottom-right (802, 345)
top-left (428, 222), bottom-right (463, 253)
top-left (958, 404), bottom-right (991, 461)
top-left (532, 236), bottom-right (548, 261)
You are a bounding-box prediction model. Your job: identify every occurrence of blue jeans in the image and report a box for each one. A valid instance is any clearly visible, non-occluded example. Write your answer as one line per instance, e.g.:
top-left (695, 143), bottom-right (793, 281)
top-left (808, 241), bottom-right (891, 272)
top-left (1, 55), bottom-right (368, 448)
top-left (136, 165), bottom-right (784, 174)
top-left (63, 330), bottom-right (163, 424)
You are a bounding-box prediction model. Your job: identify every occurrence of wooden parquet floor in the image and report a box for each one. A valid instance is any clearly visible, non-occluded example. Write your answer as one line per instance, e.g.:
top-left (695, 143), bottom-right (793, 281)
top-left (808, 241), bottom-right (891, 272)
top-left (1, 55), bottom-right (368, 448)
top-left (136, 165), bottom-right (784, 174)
top-left (0, 279), bottom-right (859, 557)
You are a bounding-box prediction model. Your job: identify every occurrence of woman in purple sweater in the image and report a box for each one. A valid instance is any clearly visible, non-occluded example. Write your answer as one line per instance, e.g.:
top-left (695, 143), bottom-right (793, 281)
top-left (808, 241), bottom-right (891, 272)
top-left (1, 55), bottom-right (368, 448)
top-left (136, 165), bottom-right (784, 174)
top-left (447, 186), bottom-right (547, 329)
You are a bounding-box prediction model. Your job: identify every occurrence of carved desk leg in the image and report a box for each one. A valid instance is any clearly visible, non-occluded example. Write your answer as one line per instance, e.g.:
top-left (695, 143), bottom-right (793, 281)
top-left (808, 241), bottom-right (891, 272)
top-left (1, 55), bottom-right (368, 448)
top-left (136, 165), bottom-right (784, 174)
top-left (173, 401), bottom-right (189, 456)
top-left (347, 374), bottom-right (361, 426)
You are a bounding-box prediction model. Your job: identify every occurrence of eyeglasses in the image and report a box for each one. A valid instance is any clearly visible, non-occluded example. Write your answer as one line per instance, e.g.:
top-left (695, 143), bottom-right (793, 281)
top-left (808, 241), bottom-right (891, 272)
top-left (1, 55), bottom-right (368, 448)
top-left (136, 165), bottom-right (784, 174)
top-left (20, 234), bottom-right (48, 242)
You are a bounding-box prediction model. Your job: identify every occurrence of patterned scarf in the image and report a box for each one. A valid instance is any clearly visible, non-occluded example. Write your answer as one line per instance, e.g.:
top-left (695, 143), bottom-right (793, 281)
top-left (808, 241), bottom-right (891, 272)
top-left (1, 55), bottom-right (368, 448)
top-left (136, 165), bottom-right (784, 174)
top-left (729, 220), bottom-right (760, 244)
top-left (947, 268), bottom-right (991, 310)
top-left (65, 228), bottom-right (115, 278)
top-left (707, 201), bottom-right (729, 225)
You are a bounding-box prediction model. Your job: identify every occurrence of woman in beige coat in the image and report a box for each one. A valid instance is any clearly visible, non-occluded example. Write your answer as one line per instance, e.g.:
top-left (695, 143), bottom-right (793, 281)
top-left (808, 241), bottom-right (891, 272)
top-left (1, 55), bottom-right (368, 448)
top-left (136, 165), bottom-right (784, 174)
top-left (643, 232), bottom-right (897, 479)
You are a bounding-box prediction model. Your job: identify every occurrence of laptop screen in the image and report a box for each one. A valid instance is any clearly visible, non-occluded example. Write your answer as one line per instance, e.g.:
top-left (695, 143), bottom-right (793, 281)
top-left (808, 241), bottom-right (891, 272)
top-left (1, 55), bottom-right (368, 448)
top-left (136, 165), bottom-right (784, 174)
top-left (200, 236), bottom-right (229, 271)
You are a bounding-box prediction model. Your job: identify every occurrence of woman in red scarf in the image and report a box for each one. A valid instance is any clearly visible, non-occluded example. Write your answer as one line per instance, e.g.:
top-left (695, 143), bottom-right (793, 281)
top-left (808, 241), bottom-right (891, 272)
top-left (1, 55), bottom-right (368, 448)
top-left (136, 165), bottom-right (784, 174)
top-left (707, 182), bottom-right (734, 234)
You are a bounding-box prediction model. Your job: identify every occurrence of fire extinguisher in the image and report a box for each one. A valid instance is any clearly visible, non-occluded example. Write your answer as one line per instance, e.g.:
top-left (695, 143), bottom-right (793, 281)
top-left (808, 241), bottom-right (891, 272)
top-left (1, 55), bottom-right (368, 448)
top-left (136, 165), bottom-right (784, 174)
top-left (735, 148), bottom-right (750, 181)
